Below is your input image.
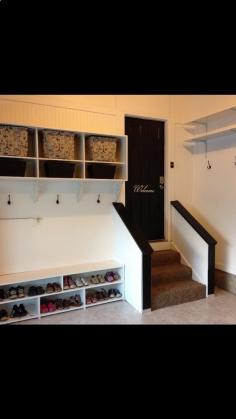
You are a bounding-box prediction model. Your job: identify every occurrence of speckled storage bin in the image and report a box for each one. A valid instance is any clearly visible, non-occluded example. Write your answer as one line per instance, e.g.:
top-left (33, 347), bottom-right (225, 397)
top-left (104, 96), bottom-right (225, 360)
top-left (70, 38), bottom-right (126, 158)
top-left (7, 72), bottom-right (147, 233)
top-left (43, 130), bottom-right (75, 160)
top-left (87, 136), bottom-right (117, 162)
top-left (0, 125), bottom-right (28, 157)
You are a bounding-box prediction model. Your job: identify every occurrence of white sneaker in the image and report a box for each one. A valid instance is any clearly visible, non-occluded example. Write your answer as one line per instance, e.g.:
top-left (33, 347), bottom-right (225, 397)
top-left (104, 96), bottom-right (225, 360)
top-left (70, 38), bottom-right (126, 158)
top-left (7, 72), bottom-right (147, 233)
top-left (75, 277), bottom-right (83, 287)
top-left (81, 277), bottom-right (90, 286)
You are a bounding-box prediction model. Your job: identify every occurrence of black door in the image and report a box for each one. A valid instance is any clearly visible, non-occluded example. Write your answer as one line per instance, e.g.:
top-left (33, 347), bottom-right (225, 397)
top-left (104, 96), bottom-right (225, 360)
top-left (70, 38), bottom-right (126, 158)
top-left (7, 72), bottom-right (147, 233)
top-left (125, 117), bottom-right (164, 240)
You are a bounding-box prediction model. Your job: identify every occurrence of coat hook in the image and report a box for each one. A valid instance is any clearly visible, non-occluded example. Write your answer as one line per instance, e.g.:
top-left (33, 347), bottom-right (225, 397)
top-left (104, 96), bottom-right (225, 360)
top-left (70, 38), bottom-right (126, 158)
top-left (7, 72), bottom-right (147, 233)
top-left (56, 194), bottom-right (60, 204)
top-left (7, 194), bottom-right (11, 205)
top-left (207, 160), bottom-right (212, 169)
top-left (97, 194), bottom-right (101, 204)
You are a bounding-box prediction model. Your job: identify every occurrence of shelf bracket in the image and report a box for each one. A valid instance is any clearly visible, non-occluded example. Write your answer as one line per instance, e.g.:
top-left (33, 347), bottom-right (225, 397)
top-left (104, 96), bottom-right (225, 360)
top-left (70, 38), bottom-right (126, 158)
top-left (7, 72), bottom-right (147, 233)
top-left (32, 180), bottom-right (42, 203)
top-left (77, 183), bottom-right (83, 202)
top-left (113, 182), bottom-right (123, 202)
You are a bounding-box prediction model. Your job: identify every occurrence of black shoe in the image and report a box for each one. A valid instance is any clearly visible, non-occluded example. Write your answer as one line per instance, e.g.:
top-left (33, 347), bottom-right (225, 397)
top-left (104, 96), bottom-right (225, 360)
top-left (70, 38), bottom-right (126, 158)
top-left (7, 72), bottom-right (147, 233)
top-left (0, 289), bottom-right (5, 300)
top-left (11, 305), bottom-right (20, 318)
top-left (18, 304), bottom-right (28, 317)
top-left (28, 286), bottom-right (37, 296)
top-left (36, 286), bottom-right (45, 295)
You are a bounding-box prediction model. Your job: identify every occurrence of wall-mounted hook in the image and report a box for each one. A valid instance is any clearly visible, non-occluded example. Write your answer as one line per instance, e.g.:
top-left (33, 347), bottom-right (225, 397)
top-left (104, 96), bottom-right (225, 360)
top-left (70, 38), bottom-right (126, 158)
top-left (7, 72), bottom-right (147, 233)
top-left (56, 194), bottom-right (60, 204)
top-left (207, 160), bottom-right (212, 170)
top-left (7, 194), bottom-right (11, 205)
top-left (97, 194), bottom-right (101, 204)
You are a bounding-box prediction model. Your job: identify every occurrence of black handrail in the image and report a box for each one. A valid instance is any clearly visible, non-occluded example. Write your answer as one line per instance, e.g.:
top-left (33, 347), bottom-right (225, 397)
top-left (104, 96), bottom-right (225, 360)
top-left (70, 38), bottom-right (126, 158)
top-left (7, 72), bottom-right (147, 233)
top-left (112, 202), bottom-right (153, 309)
top-left (112, 203), bottom-right (153, 255)
top-left (171, 201), bottom-right (217, 246)
top-left (171, 200), bottom-right (217, 294)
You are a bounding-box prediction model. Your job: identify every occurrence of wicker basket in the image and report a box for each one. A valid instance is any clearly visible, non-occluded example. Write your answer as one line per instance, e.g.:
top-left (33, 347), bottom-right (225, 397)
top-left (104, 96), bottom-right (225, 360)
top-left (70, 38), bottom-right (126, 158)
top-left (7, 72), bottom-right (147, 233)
top-left (43, 130), bottom-right (75, 160)
top-left (0, 125), bottom-right (28, 157)
top-left (87, 136), bottom-right (117, 162)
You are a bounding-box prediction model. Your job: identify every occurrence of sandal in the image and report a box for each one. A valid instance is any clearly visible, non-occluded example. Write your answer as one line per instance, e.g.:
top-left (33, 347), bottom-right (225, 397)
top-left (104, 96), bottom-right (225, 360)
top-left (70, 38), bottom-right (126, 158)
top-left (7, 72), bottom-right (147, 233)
top-left (90, 275), bottom-right (99, 284)
top-left (81, 277), bottom-right (90, 287)
top-left (67, 276), bottom-right (76, 289)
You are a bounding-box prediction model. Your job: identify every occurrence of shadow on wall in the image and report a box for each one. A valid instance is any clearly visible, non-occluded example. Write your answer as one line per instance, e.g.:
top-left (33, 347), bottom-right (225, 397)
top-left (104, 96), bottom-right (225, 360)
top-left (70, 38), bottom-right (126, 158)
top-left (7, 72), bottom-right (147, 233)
top-left (184, 134), bottom-right (236, 154)
top-left (190, 207), bottom-right (231, 271)
top-left (0, 181), bottom-right (120, 218)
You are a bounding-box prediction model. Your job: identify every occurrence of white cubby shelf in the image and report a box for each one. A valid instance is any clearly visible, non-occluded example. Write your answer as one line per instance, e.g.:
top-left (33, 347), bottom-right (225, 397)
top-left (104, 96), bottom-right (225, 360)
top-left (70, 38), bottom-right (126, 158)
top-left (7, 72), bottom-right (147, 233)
top-left (0, 260), bottom-right (125, 324)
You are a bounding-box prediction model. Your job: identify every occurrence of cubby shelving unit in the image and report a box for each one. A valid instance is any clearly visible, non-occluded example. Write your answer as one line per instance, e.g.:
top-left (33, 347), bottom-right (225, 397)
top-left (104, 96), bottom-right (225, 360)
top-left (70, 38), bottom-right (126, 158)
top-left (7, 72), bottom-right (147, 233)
top-left (0, 260), bottom-right (125, 324)
top-left (0, 124), bottom-right (128, 181)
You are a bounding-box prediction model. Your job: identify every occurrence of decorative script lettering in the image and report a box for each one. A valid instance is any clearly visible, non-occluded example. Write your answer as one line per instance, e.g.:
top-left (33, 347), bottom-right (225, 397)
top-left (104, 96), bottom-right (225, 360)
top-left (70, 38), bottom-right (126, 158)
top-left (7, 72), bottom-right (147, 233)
top-left (133, 185), bottom-right (155, 193)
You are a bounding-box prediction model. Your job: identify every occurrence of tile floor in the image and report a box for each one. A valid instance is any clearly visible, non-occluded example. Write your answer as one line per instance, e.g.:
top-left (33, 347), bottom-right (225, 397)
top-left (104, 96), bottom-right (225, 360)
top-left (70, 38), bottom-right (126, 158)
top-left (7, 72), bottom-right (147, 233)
top-left (19, 287), bottom-right (236, 324)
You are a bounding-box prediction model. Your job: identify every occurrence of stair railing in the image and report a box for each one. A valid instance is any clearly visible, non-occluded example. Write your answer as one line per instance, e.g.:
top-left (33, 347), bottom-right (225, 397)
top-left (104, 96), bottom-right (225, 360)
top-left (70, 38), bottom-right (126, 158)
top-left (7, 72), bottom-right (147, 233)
top-left (171, 200), bottom-right (217, 294)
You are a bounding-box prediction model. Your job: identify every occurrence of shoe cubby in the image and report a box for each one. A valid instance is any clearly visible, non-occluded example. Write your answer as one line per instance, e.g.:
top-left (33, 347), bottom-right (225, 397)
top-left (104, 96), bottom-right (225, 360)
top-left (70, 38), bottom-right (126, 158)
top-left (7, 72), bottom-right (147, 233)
top-left (85, 282), bottom-right (124, 307)
top-left (0, 261), bottom-right (124, 324)
top-left (0, 298), bottom-right (39, 324)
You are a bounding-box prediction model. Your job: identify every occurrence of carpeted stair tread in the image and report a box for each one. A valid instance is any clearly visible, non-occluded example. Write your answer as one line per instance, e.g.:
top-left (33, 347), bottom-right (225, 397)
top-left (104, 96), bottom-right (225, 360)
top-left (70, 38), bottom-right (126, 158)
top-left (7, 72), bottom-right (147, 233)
top-left (152, 263), bottom-right (192, 284)
top-left (152, 279), bottom-right (206, 310)
top-left (151, 249), bottom-right (180, 266)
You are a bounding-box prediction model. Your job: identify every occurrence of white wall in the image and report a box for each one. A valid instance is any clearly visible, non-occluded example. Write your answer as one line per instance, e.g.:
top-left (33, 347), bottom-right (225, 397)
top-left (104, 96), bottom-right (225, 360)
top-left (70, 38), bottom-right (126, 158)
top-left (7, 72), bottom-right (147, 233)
top-left (172, 208), bottom-right (208, 294)
top-left (0, 95), bottom-right (171, 275)
top-left (112, 208), bottom-right (143, 312)
top-left (172, 95), bottom-right (236, 275)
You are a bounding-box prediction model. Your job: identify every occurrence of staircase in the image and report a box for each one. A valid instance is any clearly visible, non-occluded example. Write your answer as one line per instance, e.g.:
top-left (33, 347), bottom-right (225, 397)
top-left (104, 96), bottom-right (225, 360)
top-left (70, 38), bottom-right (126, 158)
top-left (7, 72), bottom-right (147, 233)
top-left (151, 249), bottom-right (206, 310)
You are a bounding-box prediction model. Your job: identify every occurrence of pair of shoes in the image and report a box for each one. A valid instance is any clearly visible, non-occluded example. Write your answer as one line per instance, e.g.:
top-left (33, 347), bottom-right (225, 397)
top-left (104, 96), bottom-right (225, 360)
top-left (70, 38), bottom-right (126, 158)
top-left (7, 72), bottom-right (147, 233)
top-left (7, 286), bottom-right (25, 299)
top-left (90, 275), bottom-right (100, 284)
top-left (105, 271), bottom-right (120, 283)
top-left (11, 304), bottom-right (28, 318)
top-left (74, 277), bottom-right (83, 287)
top-left (28, 286), bottom-right (45, 296)
top-left (46, 283), bottom-right (62, 293)
top-left (69, 295), bottom-right (82, 306)
top-left (90, 274), bottom-right (106, 284)
top-left (40, 301), bottom-right (57, 313)
top-left (86, 292), bottom-right (97, 304)
top-left (0, 309), bottom-right (9, 321)
top-left (108, 289), bottom-right (122, 298)
top-left (63, 276), bottom-right (76, 290)
top-left (80, 277), bottom-right (90, 287)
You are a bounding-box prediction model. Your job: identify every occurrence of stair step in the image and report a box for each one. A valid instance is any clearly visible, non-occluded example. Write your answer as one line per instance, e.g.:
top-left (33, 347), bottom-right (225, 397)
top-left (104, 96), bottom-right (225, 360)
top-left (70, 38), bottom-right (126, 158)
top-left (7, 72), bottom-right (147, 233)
top-left (152, 263), bottom-right (192, 284)
top-left (151, 250), bottom-right (180, 266)
top-left (152, 279), bottom-right (206, 310)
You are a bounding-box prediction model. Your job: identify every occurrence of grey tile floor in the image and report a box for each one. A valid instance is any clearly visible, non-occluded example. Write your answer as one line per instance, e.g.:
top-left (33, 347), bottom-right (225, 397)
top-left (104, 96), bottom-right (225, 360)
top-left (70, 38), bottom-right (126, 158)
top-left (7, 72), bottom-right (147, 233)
top-left (20, 287), bottom-right (236, 325)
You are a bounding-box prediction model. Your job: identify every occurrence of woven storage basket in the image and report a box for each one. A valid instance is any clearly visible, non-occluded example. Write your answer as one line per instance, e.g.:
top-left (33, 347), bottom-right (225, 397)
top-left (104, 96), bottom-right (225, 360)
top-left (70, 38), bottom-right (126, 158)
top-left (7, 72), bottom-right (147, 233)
top-left (43, 130), bottom-right (75, 160)
top-left (87, 136), bottom-right (117, 162)
top-left (0, 125), bottom-right (28, 157)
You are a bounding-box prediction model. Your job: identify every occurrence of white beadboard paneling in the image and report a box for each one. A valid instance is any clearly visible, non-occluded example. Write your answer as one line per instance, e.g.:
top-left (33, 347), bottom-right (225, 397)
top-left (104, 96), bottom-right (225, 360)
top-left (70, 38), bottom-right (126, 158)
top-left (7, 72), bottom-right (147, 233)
top-left (0, 99), bottom-right (122, 135)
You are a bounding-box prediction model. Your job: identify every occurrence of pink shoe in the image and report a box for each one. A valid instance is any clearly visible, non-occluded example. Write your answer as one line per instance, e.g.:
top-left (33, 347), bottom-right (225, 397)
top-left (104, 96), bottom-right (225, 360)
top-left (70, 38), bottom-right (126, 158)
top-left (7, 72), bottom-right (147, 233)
top-left (63, 276), bottom-right (69, 290)
top-left (40, 303), bottom-right (48, 314)
top-left (48, 302), bottom-right (56, 312)
top-left (68, 276), bottom-right (76, 289)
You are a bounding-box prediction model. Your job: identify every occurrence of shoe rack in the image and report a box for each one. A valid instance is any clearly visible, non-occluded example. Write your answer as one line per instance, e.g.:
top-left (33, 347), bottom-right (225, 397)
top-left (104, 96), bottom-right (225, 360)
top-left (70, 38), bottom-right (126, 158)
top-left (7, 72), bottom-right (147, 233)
top-left (0, 260), bottom-right (125, 324)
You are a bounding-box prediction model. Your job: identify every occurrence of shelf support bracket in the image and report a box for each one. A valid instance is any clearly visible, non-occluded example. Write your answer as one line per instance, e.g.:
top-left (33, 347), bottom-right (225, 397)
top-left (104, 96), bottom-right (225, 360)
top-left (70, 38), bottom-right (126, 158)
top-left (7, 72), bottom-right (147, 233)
top-left (113, 182), bottom-right (123, 202)
top-left (33, 180), bottom-right (42, 203)
top-left (77, 183), bottom-right (83, 202)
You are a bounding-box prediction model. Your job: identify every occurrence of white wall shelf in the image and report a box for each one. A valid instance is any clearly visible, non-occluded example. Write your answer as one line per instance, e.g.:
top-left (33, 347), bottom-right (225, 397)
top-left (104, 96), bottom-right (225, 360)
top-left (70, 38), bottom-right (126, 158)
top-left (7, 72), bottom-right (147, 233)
top-left (0, 123), bottom-right (128, 182)
top-left (184, 107), bottom-right (236, 143)
top-left (0, 259), bottom-right (125, 324)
